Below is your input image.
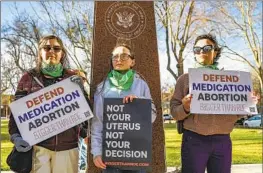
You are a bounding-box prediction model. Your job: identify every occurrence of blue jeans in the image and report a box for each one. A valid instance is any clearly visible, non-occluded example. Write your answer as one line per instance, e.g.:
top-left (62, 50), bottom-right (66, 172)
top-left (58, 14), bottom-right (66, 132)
top-left (102, 168), bottom-right (146, 173)
top-left (78, 137), bottom-right (87, 170)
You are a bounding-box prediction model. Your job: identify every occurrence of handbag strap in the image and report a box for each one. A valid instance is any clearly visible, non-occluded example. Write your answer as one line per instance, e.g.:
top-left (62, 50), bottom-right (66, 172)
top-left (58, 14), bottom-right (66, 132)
top-left (27, 69), bottom-right (44, 88)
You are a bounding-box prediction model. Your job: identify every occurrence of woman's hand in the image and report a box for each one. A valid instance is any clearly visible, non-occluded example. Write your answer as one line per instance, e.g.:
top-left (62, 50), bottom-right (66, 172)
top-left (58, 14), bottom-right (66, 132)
top-left (93, 155), bottom-right (106, 169)
top-left (251, 91), bottom-right (260, 104)
top-left (123, 95), bottom-right (138, 103)
top-left (182, 94), bottom-right (193, 113)
top-left (84, 137), bottom-right (88, 145)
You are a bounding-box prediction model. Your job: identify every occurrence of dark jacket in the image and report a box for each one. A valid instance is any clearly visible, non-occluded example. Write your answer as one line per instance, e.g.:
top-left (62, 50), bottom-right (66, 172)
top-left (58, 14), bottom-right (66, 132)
top-left (9, 68), bottom-right (90, 151)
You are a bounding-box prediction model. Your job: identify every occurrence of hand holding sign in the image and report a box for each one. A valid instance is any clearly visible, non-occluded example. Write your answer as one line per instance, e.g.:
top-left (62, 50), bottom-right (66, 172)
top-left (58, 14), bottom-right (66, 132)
top-left (11, 134), bottom-right (32, 152)
top-left (182, 94), bottom-right (192, 113)
top-left (123, 94), bottom-right (138, 103)
top-left (251, 91), bottom-right (259, 105)
top-left (10, 78), bottom-right (93, 146)
top-left (189, 68), bottom-right (258, 114)
top-left (70, 75), bottom-right (85, 93)
top-left (93, 155), bottom-right (106, 169)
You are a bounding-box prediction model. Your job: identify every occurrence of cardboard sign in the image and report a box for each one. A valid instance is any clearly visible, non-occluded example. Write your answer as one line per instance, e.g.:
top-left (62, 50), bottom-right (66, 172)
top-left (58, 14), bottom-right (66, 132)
top-left (189, 68), bottom-right (258, 115)
top-left (102, 98), bottom-right (152, 170)
top-left (9, 78), bottom-right (93, 146)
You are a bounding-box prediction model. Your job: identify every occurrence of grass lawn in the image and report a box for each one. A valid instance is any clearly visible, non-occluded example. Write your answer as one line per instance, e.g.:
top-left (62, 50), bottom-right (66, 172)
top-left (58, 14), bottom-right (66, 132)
top-left (1, 120), bottom-right (13, 171)
top-left (1, 120), bottom-right (262, 170)
top-left (164, 123), bottom-right (262, 167)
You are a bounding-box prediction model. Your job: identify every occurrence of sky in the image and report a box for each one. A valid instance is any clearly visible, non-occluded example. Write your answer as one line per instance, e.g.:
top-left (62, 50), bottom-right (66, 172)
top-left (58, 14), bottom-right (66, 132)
top-left (1, 1), bottom-right (262, 90)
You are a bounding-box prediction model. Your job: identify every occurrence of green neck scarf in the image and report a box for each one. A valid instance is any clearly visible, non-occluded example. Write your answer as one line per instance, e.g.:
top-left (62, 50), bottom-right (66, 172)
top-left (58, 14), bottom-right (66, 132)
top-left (41, 62), bottom-right (63, 77)
top-left (194, 61), bottom-right (219, 70)
top-left (108, 69), bottom-right (135, 90)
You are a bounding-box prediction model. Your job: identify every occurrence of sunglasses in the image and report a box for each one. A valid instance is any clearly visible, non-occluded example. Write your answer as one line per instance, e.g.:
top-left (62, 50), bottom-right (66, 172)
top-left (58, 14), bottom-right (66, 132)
top-left (111, 53), bottom-right (131, 61)
top-left (42, 45), bottom-right (62, 52)
top-left (193, 45), bottom-right (214, 54)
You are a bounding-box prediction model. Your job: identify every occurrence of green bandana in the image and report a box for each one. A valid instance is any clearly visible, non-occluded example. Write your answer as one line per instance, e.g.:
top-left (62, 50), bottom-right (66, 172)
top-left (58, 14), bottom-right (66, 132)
top-left (194, 61), bottom-right (219, 70)
top-left (108, 69), bottom-right (135, 90)
top-left (41, 62), bottom-right (63, 77)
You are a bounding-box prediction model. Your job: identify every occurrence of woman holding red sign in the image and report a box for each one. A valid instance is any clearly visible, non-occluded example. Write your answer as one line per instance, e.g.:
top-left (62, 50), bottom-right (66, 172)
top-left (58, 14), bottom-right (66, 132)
top-left (91, 41), bottom-right (156, 173)
top-left (8, 35), bottom-right (90, 173)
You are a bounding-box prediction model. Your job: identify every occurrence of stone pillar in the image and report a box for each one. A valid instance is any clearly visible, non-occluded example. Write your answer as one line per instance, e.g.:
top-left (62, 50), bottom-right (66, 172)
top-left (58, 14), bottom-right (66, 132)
top-left (88, 2), bottom-right (166, 173)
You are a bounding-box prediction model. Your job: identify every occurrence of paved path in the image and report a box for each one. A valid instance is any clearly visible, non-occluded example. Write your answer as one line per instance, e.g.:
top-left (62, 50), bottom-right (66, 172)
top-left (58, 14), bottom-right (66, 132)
top-left (227, 164), bottom-right (262, 173)
top-left (2, 164), bottom-right (262, 173)
top-left (165, 164), bottom-right (262, 173)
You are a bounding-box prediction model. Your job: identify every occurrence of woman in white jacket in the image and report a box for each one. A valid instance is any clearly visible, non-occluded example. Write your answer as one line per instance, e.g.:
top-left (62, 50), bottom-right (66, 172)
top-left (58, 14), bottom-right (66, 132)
top-left (91, 43), bottom-right (156, 173)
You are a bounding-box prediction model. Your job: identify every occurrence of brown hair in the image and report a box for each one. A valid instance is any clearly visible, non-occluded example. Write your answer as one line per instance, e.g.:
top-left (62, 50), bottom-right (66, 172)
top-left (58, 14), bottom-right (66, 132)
top-left (109, 43), bottom-right (135, 71)
top-left (36, 35), bottom-right (69, 72)
top-left (112, 43), bottom-right (135, 59)
top-left (194, 34), bottom-right (222, 62)
top-left (98, 41), bottom-right (136, 94)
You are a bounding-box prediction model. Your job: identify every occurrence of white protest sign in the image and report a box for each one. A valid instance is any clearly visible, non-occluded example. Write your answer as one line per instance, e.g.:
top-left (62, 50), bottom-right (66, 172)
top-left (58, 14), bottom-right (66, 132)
top-left (10, 78), bottom-right (93, 146)
top-left (189, 68), bottom-right (258, 115)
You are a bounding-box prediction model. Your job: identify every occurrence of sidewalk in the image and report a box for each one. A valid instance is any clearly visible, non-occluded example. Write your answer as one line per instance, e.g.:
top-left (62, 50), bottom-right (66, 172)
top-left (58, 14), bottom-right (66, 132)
top-left (2, 164), bottom-right (262, 173)
top-left (165, 164), bottom-right (262, 173)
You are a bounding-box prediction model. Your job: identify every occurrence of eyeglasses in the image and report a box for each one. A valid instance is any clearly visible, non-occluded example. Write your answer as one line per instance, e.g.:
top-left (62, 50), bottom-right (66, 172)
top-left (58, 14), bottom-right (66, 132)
top-left (42, 45), bottom-right (62, 52)
top-left (111, 53), bottom-right (131, 61)
top-left (193, 45), bottom-right (214, 54)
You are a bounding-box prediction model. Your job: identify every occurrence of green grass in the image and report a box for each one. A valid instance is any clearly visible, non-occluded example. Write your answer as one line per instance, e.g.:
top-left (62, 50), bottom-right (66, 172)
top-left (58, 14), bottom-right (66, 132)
top-left (163, 123), bottom-right (262, 166)
top-left (164, 123), bottom-right (182, 167)
top-left (231, 128), bottom-right (262, 164)
top-left (1, 120), bottom-right (262, 170)
top-left (1, 120), bottom-right (14, 171)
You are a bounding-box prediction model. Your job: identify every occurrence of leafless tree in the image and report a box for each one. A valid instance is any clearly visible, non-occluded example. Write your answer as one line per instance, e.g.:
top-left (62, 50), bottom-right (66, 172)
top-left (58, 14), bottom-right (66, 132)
top-left (1, 3), bottom-right (41, 93)
top-left (211, 1), bottom-right (262, 111)
top-left (1, 57), bottom-right (21, 93)
top-left (1, 1), bottom-right (94, 93)
top-left (155, 1), bottom-right (210, 80)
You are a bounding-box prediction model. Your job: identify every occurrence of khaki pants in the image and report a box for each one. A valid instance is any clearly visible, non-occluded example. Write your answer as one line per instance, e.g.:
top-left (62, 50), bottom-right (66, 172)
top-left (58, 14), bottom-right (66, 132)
top-left (31, 145), bottom-right (78, 173)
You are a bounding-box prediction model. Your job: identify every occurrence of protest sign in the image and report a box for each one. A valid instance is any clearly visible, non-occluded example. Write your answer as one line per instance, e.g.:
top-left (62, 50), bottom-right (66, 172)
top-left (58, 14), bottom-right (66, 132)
top-left (102, 98), bottom-right (152, 170)
top-left (9, 78), bottom-right (93, 146)
top-left (189, 68), bottom-right (258, 115)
